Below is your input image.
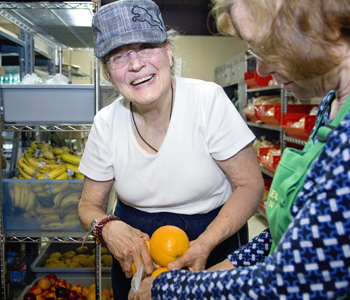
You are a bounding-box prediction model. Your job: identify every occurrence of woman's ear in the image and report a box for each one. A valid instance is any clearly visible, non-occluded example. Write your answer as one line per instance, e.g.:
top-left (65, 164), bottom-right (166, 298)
top-left (165, 41), bottom-right (173, 67)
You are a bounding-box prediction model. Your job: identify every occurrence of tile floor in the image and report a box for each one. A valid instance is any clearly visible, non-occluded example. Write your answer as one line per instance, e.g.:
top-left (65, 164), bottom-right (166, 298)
top-left (247, 211), bottom-right (269, 239)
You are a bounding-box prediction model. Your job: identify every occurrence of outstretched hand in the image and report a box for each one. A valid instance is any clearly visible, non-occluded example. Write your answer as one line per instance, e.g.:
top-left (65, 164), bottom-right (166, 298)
top-left (167, 239), bottom-right (211, 271)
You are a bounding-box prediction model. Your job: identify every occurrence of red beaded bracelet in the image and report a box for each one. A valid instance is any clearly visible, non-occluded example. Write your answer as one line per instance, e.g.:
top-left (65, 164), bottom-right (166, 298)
top-left (92, 215), bottom-right (121, 244)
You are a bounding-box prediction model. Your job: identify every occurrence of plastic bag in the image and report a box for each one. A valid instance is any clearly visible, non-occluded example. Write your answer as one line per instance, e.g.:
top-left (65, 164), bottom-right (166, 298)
top-left (129, 264), bottom-right (146, 297)
top-left (292, 116), bottom-right (305, 128)
top-left (45, 73), bottom-right (69, 84)
top-left (20, 73), bottom-right (43, 84)
top-left (309, 106), bottom-right (318, 115)
top-left (244, 100), bottom-right (255, 115)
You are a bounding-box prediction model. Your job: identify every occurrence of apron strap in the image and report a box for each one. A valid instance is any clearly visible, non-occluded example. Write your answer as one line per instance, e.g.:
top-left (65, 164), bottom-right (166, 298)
top-left (316, 93), bottom-right (350, 141)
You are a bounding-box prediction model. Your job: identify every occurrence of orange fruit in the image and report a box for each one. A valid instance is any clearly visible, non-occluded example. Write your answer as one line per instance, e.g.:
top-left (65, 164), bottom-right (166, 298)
top-left (38, 277), bottom-right (51, 290)
top-left (131, 240), bottom-right (151, 275)
top-left (150, 225), bottom-right (190, 267)
top-left (151, 267), bottom-right (170, 277)
top-left (87, 291), bottom-right (96, 299)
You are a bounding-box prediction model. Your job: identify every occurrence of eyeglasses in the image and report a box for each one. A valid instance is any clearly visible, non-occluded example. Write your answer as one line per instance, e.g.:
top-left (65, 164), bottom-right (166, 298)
top-left (104, 44), bottom-right (161, 70)
top-left (247, 47), bottom-right (264, 61)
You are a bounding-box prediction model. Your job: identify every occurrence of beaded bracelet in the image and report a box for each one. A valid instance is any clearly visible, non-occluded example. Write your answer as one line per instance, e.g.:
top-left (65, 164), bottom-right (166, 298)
top-left (92, 215), bottom-right (121, 244)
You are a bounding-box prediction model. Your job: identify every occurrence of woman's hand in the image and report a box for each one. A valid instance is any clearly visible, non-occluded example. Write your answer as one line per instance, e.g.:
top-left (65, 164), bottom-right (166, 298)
top-left (167, 238), bottom-right (211, 271)
top-left (102, 220), bottom-right (154, 278)
top-left (206, 258), bottom-right (235, 271)
top-left (133, 277), bottom-right (155, 300)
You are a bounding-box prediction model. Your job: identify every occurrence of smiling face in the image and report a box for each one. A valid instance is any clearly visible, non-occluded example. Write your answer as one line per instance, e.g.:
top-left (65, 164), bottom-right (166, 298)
top-left (230, 2), bottom-right (340, 100)
top-left (106, 41), bottom-right (173, 106)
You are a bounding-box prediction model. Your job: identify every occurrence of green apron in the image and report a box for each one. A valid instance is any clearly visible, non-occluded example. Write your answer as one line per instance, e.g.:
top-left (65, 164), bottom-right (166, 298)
top-left (266, 94), bottom-right (350, 253)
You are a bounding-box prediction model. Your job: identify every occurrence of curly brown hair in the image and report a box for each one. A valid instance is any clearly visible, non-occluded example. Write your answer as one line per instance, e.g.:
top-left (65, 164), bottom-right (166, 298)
top-left (211, 0), bottom-right (350, 81)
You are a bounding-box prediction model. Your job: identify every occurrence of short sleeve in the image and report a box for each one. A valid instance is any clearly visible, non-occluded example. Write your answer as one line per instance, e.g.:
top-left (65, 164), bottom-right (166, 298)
top-left (203, 85), bottom-right (255, 161)
top-left (78, 110), bottom-right (115, 181)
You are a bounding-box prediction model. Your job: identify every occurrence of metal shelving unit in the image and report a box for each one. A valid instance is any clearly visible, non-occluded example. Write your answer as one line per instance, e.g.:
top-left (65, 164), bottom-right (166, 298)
top-left (0, 2), bottom-right (105, 299)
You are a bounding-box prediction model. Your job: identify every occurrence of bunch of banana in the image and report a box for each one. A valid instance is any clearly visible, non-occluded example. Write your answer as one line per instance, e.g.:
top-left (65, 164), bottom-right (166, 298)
top-left (8, 182), bottom-right (36, 212)
top-left (18, 141), bottom-right (83, 180)
top-left (37, 195), bottom-right (82, 230)
top-left (32, 182), bottom-right (70, 198)
top-left (61, 152), bottom-right (84, 180)
top-left (54, 189), bottom-right (82, 215)
top-left (17, 155), bottom-right (67, 180)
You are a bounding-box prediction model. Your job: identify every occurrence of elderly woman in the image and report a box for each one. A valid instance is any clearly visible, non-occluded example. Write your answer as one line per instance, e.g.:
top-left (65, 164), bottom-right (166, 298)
top-left (77, 0), bottom-right (263, 298)
top-left (135, 0), bottom-right (350, 299)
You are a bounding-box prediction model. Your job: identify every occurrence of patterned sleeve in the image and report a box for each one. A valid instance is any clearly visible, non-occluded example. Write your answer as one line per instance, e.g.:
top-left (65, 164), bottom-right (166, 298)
top-left (150, 116), bottom-right (350, 299)
top-left (227, 228), bottom-right (272, 268)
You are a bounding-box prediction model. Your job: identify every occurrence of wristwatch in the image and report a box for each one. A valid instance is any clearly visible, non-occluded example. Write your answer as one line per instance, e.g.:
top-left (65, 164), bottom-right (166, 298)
top-left (81, 219), bottom-right (97, 246)
top-left (88, 219), bottom-right (97, 235)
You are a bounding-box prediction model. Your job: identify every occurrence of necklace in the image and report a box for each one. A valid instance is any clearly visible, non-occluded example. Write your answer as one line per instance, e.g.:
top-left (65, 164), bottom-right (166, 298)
top-left (131, 82), bottom-right (174, 153)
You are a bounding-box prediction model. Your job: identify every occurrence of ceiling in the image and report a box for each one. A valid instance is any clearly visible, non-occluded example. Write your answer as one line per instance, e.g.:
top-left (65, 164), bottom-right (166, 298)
top-left (102, 0), bottom-right (218, 35)
top-left (0, 1), bottom-right (218, 50)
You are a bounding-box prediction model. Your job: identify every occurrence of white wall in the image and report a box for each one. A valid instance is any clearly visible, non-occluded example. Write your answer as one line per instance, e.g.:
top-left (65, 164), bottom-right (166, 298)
top-left (64, 35), bottom-right (247, 84)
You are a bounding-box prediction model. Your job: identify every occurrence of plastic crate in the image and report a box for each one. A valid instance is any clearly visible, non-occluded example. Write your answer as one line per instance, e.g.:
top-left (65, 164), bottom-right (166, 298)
top-left (257, 104), bottom-right (317, 126)
top-left (282, 113), bottom-right (317, 141)
top-left (30, 243), bottom-right (111, 277)
top-left (244, 104), bottom-right (261, 123)
top-left (18, 275), bottom-right (112, 300)
top-left (257, 104), bottom-right (282, 126)
top-left (1, 178), bottom-right (117, 236)
top-left (244, 70), bottom-right (273, 89)
top-left (0, 84), bottom-right (95, 124)
top-left (257, 147), bottom-right (281, 174)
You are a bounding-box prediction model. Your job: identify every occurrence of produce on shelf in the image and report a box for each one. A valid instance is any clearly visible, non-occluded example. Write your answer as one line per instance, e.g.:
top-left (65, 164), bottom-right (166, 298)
top-left (44, 246), bottom-right (112, 268)
top-left (16, 141), bottom-right (83, 180)
top-left (8, 181), bottom-right (83, 230)
top-left (23, 273), bottom-right (113, 300)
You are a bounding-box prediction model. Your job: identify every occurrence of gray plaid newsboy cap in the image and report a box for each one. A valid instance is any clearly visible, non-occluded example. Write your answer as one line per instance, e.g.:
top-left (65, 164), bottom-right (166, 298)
top-left (92, 0), bottom-right (167, 58)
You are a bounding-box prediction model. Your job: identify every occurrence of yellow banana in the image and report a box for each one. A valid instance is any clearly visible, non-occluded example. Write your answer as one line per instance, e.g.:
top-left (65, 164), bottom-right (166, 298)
top-left (32, 184), bottom-right (45, 193)
top-left (18, 174), bottom-right (25, 179)
top-left (38, 214), bottom-right (61, 225)
top-left (70, 183), bottom-right (83, 191)
top-left (75, 173), bottom-right (84, 180)
top-left (49, 166), bottom-right (68, 179)
top-left (27, 147), bottom-right (35, 154)
top-left (30, 141), bottom-right (44, 150)
top-left (17, 157), bottom-right (37, 177)
top-left (35, 191), bottom-right (50, 197)
top-left (17, 164), bottom-right (33, 179)
top-left (25, 153), bottom-right (64, 173)
top-left (60, 192), bottom-right (81, 209)
top-left (65, 163), bottom-right (81, 174)
top-left (25, 190), bottom-right (36, 211)
top-left (14, 184), bottom-right (21, 207)
top-left (56, 172), bottom-right (69, 180)
top-left (61, 146), bottom-right (75, 155)
top-left (19, 182), bottom-right (30, 210)
top-left (36, 206), bottom-right (56, 215)
top-left (46, 182), bottom-right (70, 194)
top-left (9, 186), bottom-right (15, 205)
top-left (61, 153), bottom-right (82, 165)
top-left (53, 189), bottom-right (74, 209)
top-left (40, 143), bottom-right (53, 152)
top-left (53, 147), bottom-right (64, 155)
top-left (42, 150), bottom-right (55, 160)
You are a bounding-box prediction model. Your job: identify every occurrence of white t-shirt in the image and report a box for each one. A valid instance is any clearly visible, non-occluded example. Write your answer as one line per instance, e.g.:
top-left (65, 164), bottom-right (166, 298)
top-left (79, 77), bottom-right (255, 214)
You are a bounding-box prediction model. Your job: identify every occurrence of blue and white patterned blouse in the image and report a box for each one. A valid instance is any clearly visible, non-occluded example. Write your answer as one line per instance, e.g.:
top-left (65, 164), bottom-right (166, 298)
top-left (150, 91), bottom-right (350, 299)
